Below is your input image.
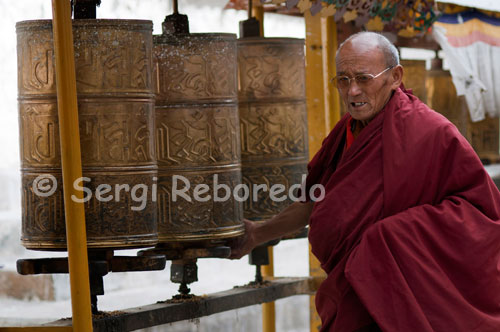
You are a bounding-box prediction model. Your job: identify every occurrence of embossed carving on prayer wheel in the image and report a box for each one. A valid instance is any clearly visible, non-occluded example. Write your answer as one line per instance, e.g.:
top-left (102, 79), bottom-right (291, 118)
top-left (154, 33), bottom-right (244, 243)
top-left (17, 20), bottom-right (157, 250)
top-left (237, 38), bottom-right (309, 221)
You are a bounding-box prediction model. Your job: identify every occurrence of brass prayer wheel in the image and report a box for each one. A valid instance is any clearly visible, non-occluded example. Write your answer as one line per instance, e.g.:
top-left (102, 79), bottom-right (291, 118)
top-left (154, 33), bottom-right (244, 243)
top-left (237, 38), bottom-right (309, 221)
top-left (17, 20), bottom-right (157, 250)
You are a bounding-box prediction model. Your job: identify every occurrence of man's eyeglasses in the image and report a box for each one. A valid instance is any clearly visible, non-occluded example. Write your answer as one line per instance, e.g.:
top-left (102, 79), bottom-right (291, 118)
top-left (331, 67), bottom-right (393, 89)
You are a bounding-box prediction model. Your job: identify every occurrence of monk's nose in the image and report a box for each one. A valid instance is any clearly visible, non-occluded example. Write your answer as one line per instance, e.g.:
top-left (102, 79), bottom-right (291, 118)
top-left (347, 81), bottom-right (362, 96)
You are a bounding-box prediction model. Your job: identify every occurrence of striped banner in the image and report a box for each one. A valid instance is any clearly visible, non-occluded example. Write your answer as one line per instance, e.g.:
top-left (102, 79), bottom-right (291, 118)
top-left (435, 10), bottom-right (500, 47)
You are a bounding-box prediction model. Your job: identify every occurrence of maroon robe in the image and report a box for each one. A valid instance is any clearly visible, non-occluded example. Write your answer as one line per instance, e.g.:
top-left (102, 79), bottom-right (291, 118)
top-left (305, 87), bottom-right (500, 331)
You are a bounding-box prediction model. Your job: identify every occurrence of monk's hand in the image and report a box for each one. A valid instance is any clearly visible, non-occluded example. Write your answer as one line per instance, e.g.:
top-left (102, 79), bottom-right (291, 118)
top-left (228, 219), bottom-right (258, 259)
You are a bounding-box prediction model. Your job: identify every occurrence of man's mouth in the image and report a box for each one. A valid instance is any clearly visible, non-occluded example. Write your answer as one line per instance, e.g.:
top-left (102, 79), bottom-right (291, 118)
top-left (350, 102), bottom-right (367, 108)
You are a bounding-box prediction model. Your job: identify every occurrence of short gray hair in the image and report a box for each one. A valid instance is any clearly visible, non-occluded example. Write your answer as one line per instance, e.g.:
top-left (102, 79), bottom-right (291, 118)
top-left (336, 32), bottom-right (400, 68)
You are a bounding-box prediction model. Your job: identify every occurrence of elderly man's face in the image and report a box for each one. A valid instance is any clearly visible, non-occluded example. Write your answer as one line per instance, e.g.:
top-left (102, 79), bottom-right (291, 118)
top-left (336, 39), bottom-right (402, 122)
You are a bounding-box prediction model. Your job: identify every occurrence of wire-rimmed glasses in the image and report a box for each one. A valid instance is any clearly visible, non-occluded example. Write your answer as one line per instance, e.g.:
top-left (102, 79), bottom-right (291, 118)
top-left (331, 67), bottom-right (393, 89)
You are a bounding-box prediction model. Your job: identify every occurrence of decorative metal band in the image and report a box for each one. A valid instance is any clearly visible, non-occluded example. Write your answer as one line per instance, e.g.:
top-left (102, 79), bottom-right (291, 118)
top-left (21, 170), bottom-right (158, 249)
top-left (237, 38), bottom-right (306, 101)
top-left (19, 101), bottom-right (156, 168)
top-left (16, 19), bottom-right (154, 31)
top-left (22, 235), bottom-right (158, 251)
top-left (242, 162), bottom-right (308, 221)
top-left (239, 100), bottom-right (308, 162)
top-left (158, 224), bottom-right (244, 242)
top-left (157, 168), bottom-right (244, 242)
top-left (156, 104), bottom-right (241, 167)
top-left (17, 20), bottom-right (154, 97)
top-left (154, 33), bottom-right (238, 103)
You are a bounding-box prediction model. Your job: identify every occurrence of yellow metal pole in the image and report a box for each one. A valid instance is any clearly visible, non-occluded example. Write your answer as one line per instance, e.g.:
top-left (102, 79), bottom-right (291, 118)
top-left (262, 247), bottom-right (276, 332)
top-left (51, 1), bottom-right (93, 331)
top-left (251, 4), bottom-right (264, 37)
top-left (304, 12), bottom-right (339, 332)
top-left (321, 16), bottom-right (341, 128)
top-left (251, 5), bottom-right (276, 332)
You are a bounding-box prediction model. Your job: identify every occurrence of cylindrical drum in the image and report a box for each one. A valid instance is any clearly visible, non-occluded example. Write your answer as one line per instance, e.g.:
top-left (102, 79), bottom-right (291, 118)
top-left (17, 20), bottom-right (157, 250)
top-left (154, 33), bottom-right (244, 243)
top-left (237, 38), bottom-right (309, 221)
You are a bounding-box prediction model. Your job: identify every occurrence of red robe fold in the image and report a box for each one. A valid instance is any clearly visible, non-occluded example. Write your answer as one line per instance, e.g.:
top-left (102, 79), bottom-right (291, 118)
top-left (306, 87), bottom-right (500, 332)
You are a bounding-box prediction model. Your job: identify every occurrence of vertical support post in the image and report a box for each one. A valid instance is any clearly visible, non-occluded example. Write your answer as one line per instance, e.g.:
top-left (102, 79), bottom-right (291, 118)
top-left (261, 247), bottom-right (276, 332)
top-left (252, 5), bottom-right (276, 332)
top-left (304, 12), bottom-right (340, 332)
top-left (251, 4), bottom-right (264, 37)
top-left (321, 16), bottom-right (340, 128)
top-left (51, 1), bottom-right (93, 331)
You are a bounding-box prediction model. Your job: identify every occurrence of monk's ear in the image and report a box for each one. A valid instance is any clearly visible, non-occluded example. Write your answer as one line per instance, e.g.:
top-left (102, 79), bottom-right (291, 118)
top-left (390, 65), bottom-right (403, 90)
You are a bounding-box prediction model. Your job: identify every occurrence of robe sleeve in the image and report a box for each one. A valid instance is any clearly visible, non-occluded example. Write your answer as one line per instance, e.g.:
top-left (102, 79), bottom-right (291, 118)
top-left (299, 114), bottom-right (349, 202)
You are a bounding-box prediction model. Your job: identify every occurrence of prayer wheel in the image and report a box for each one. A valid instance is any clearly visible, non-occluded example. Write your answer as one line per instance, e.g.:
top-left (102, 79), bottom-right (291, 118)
top-left (154, 33), bottom-right (244, 243)
top-left (237, 38), bottom-right (309, 221)
top-left (17, 20), bottom-right (157, 250)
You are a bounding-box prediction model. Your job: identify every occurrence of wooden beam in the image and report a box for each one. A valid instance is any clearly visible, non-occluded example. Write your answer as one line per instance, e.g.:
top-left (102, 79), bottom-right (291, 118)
top-left (33, 277), bottom-right (318, 332)
top-left (304, 12), bottom-right (339, 332)
top-left (395, 35), bottom-right (440, 50)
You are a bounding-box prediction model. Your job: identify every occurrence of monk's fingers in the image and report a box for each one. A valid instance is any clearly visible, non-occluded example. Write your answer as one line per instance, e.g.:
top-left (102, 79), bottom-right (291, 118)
top-left (228, 219), bottom-right (257, 259)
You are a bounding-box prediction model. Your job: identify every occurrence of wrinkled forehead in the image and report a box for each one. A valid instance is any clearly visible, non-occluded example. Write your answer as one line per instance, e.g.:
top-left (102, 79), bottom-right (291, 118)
top-left (336, 39), bottom-right (386, 74)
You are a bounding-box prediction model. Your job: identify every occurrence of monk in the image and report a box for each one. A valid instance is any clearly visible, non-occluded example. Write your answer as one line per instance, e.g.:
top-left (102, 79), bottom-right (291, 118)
top-left (230, 31), bottom-right (500, 332)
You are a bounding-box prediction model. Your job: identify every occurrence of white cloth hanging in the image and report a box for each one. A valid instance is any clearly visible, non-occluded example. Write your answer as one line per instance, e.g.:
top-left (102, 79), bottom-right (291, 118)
top-left (432, 11), bottom-right (500, 122)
